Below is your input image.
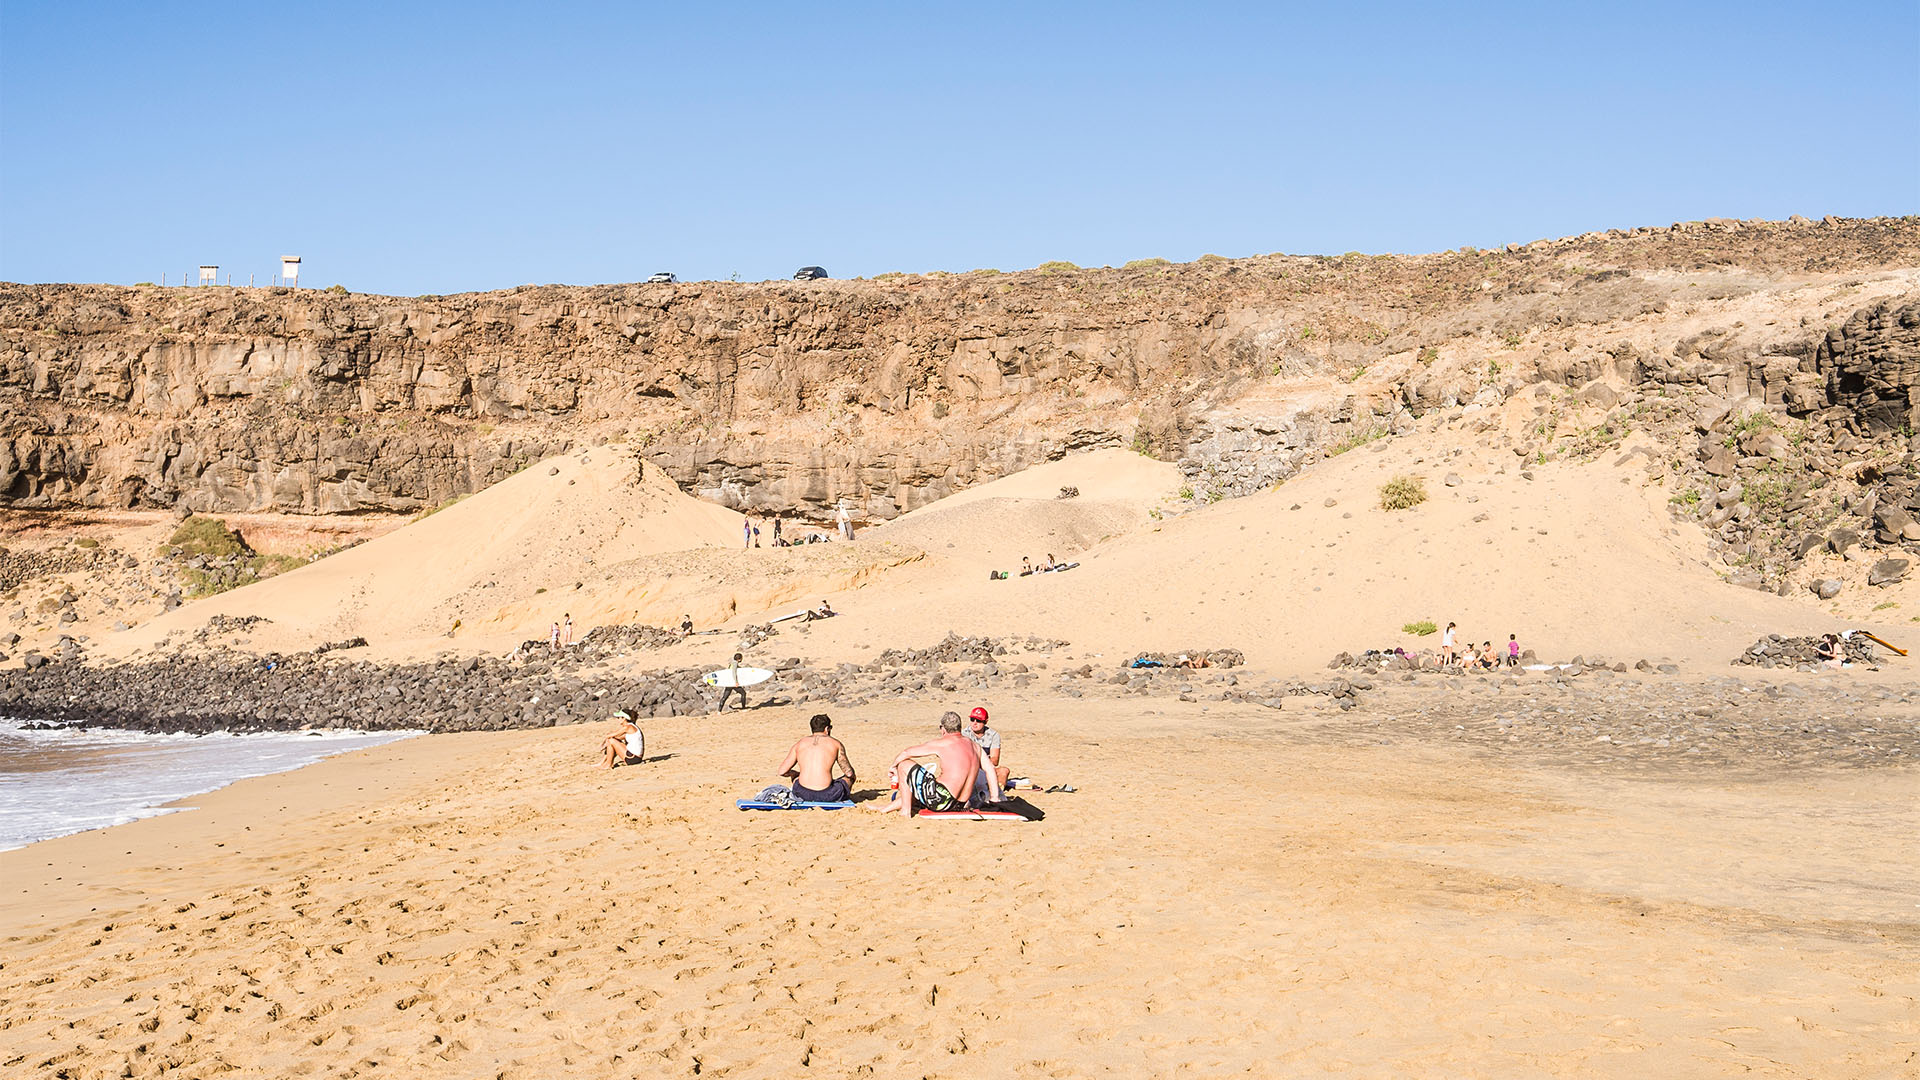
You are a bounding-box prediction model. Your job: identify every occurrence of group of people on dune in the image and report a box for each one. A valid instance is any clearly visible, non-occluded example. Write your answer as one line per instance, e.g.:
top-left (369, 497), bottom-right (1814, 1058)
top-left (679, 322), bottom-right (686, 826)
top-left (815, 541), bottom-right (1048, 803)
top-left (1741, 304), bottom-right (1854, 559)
top-left (742, 505), bottom-right (855, 548)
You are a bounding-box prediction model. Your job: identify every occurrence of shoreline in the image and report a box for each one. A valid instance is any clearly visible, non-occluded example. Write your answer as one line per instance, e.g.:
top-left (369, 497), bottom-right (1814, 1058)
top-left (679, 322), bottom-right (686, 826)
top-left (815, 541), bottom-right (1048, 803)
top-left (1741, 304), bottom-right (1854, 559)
top-left (0, 728), bottom-right (509, 932)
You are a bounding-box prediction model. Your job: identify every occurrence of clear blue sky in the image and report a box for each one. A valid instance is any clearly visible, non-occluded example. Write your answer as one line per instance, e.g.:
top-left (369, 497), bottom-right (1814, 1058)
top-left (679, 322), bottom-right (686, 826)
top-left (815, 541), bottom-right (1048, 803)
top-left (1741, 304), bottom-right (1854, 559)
top-left (2, 1), bottom-right (1915, 295)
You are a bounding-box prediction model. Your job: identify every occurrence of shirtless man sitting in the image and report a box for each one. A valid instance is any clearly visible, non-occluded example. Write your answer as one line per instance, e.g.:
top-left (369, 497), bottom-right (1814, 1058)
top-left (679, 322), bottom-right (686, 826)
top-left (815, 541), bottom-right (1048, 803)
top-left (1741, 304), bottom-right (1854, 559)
top-left (866, 711), bottom-right (981, 817)
top-left (776, 714), bottom-right (857, 802)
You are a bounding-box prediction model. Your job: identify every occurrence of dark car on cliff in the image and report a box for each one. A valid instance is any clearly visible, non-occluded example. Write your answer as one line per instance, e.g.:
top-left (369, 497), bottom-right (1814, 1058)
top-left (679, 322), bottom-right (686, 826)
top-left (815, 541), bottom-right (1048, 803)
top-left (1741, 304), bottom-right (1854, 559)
top-left (792, 266), bottom-right (828, 281)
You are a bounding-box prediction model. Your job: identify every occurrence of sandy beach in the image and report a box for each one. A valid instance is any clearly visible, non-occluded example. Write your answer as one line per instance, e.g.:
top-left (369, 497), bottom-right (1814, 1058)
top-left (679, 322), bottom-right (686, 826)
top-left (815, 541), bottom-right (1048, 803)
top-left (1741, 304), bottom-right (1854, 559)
top-left (4, 693), bottom-right (1915, 1078)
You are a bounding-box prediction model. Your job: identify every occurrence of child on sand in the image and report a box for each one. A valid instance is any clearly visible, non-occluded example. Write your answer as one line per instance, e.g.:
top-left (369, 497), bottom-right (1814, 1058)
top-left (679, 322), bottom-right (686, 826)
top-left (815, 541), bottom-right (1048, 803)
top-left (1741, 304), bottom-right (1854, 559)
top-left (1507, 634), bottom-right (1520, 667)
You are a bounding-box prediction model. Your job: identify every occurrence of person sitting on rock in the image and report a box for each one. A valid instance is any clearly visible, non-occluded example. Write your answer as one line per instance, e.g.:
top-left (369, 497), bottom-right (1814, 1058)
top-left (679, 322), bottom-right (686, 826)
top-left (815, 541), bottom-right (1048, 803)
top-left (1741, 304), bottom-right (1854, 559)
top-left (1478, 642), bottom-right (1497, 670)
top-left (777, 713), bottom-right (856, 802)
top-left (598, 709), bottom-right (643, 768)
top-left (678, 614), bottom-right (693, 637)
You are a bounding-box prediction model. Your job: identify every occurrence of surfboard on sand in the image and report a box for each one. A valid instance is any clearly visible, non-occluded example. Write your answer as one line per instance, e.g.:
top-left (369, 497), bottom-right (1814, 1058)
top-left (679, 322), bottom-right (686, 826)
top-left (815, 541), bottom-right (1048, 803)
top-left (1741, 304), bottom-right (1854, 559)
top-left (736, 799), bottom-right (855, 810)
top-left (704, 667), bottom-right (775, 688)
top-left (913, 808), bottom-right (1032, 821)
top-left (1860, 632), bottom-right (1907, 656)
top-left (769, 609), bottom-right (812, 624)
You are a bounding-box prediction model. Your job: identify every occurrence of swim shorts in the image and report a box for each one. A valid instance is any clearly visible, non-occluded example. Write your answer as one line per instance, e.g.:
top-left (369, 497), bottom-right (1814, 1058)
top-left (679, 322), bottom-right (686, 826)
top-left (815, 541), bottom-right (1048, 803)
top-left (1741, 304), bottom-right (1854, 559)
top-left (792, 777), bottom-right (851, 802)
top-left (906, 763), bottom-right (960, 812)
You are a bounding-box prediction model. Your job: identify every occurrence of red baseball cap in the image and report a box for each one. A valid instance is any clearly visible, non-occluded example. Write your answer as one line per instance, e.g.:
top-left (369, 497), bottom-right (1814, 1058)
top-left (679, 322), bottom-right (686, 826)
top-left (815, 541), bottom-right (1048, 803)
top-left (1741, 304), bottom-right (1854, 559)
top-left (969, 707), bottom-right (989, 721)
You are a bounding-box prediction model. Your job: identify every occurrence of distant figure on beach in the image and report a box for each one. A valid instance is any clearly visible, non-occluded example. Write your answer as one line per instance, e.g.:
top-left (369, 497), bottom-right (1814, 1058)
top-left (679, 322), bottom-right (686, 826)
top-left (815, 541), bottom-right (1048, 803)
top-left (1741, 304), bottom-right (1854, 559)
top-left (777, 713), bottom-right (856, 802)
top-left (966, 707), bottom-right (1011, 791)
top-left (743, 518), bottom-right (754, 550)
top-left (718, 652), bottom-right (749, 711)
top-left (866, 711), bottom-right (982, 817)
top-left (562, 614), bottom-right (574, 648)
top-left (837, 503), bottom-right (853, 541)
top-left (771, 517), bottom-right (783, 546)
top-left (1021, 556), bottom-right (1033, 576)
top-left (1478, 641), bottom-right (1497, 670)
top-left (549, 621), bottom-right (561, 654)
top-left (679, 614), bottom-right (694, 637)
top-left (1507, 634), bottom-right (1520, 667)
top-left (598, 709), bottom-right (643, 768)
top-left (1441, 622), bottom-right (1457, 666)
top-left (807, 600), bottom-right (835, 621)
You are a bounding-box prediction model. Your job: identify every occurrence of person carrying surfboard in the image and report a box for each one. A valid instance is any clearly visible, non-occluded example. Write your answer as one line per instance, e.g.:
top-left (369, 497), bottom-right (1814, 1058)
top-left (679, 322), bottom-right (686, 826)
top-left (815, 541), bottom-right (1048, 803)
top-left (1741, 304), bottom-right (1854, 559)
top-left (718, 652), bottom-right (749, 711)
top-left (776, 714), bottom-right (856, 802)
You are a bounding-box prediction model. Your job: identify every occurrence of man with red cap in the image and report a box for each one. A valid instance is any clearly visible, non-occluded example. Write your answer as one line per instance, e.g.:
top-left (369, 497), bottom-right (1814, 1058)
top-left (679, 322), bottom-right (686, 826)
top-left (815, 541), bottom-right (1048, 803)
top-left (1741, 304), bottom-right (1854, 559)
top-left (966, 706), bottom-right (1011, 792)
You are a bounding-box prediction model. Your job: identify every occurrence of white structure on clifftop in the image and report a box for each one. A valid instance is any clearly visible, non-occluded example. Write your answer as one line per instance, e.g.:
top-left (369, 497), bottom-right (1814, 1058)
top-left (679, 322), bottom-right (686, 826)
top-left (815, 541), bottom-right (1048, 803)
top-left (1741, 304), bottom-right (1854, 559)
top-left (281, 255), bottom-right (301, 287)
top-left (198, 265), bottom-right (218, 286)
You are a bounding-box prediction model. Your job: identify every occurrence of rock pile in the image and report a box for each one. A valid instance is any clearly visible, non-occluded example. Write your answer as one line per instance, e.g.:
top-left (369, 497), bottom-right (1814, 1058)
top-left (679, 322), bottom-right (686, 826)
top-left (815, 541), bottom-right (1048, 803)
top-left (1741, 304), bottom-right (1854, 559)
top-left (575, 623), bottom-right (683, 659)
top-left (1128, 648), bottom-right (1246, 668)
top-left (874, 633), bottom-right (1066, 667)
top-left (1733, 633), bottom-right (1879, 669)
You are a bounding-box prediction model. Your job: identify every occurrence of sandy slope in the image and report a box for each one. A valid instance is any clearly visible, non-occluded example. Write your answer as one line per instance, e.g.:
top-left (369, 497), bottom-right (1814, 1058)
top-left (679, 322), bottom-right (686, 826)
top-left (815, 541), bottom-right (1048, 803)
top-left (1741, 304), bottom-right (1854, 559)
top-left (102, 445), bottom-right (746, 657)
top-left (760, 421), bottom-right (1902, 676)
top-left (84, 408), bottom-right (1915, 678)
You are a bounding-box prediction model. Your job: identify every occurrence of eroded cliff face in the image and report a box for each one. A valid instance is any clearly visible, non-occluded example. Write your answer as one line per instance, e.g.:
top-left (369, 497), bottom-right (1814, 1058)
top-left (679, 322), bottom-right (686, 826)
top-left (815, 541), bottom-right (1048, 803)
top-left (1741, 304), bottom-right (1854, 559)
top-left (3, 216), bottom-right (1917, 522)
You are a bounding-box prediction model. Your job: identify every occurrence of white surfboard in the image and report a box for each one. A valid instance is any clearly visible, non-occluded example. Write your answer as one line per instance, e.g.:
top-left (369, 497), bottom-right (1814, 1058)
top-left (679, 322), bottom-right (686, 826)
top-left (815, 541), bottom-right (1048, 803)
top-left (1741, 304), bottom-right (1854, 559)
top-left (704, 666), bottom-right (775, 688)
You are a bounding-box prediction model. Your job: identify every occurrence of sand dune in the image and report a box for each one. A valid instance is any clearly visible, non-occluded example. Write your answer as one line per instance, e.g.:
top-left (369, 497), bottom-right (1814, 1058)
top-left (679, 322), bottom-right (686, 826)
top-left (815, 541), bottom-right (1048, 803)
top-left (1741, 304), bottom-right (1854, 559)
top-left (105, 446), bottom-right (745, 657)
top-left (771, 421), bottom-right (1898, 675)
top-left (870, 448), bottom-right (1181, 570)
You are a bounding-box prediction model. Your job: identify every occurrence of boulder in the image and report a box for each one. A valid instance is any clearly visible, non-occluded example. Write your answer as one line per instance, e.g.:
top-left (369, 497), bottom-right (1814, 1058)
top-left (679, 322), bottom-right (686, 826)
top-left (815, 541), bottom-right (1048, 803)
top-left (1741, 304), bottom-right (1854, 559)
top-left (1868, 558), bottom-right (1910, 587)
top-left (1876, 506), bottom-right (1914, 543)
top-left (1828, 527), bottom-right (1862, 557)
top-left (1811, 578), bottom-right (1843, 599)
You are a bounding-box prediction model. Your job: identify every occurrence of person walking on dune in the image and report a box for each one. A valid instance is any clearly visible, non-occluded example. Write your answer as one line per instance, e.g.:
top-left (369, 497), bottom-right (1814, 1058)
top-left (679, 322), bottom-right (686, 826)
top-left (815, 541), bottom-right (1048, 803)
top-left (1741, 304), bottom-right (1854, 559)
top-left (777, 713), bottom-right (856, 802)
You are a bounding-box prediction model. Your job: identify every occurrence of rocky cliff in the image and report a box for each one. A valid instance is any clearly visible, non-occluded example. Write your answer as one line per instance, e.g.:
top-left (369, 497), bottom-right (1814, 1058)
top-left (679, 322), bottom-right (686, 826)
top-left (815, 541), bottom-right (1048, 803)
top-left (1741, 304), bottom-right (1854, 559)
top-left (4, 216), bottom-right (1917, 522)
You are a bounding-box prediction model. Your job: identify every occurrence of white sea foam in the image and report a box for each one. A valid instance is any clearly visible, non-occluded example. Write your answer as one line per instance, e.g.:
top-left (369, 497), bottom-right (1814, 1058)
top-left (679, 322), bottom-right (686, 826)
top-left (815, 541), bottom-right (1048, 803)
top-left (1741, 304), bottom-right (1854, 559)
top-left (0, 720), bottom-right (418, 850)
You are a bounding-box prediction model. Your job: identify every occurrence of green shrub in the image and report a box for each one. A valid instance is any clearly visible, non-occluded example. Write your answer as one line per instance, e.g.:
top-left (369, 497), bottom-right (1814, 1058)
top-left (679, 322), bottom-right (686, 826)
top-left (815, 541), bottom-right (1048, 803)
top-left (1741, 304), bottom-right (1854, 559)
top-left (1035, 260), bottom-right (1079, 274)
top-left (1123, 257), bottom-right (1171, 270)
top-left (324, 283), bottom-right (348, 295)
top-left (1329, 425), bottom-right (1388, 456)
top-left (972, 268), bottom-right (1001, 275)
top-left (1379, 475), bottom-right (1427, 511)
top-left (1403, 620), bottom-right (1438, 636)
top-left (74, 537), bottom-right (99, 549)
top-left (165, 516), bottom-right (250, 558)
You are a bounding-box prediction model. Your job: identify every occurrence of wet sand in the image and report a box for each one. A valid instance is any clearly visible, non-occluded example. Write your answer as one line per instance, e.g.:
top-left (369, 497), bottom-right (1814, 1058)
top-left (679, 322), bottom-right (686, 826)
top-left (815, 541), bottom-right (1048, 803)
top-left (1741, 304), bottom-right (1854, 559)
top-left (4, 693), bottom-right (1915, 1078)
